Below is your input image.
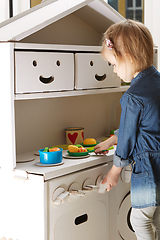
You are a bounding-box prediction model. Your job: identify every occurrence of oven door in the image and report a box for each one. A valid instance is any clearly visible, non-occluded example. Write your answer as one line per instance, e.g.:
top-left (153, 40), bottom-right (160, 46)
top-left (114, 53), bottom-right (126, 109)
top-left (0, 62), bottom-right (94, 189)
top-left (47, 163), bottom-right (110, 240)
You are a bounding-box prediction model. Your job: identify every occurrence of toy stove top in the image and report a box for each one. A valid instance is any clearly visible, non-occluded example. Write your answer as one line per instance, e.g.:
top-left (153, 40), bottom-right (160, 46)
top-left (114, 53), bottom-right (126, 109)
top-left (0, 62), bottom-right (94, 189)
top-left (15, 149), bottom-right (115, 181)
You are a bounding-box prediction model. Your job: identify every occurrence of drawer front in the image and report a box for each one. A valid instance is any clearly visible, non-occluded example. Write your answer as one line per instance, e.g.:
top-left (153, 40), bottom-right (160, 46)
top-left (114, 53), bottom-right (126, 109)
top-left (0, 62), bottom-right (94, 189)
top-left (75, 53), bottom-right (121, 89)
top-left (15, 51), bottom-right (74, 93)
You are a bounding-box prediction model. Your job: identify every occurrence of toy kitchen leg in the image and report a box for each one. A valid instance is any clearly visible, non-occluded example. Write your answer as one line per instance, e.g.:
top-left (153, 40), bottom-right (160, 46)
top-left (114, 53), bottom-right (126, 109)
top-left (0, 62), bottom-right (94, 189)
top-left (0, 171), bottom-right (47, 240)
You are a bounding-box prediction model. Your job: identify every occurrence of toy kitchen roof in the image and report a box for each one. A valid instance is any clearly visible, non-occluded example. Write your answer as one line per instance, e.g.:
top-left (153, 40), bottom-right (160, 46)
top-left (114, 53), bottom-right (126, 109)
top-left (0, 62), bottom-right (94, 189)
top-left (0, 0), bottom-right (124, 45)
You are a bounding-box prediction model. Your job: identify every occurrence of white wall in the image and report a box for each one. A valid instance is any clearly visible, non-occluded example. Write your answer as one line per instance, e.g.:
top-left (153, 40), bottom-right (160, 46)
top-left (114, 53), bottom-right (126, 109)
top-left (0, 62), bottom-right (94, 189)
top-left (0, 0), bottom-right (30, 22)
top-left (144, 0), bottom-right (160, 70)
top-left (13, 0), bottom-right (30, 16)
top-left (0, 1), bottom-right (9, 22)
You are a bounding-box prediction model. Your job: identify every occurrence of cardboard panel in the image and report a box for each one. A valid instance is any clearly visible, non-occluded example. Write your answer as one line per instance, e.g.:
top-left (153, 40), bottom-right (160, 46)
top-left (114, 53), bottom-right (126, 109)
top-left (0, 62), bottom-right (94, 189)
top-left (75, 53), bottom-right (121, 89)
top-left (15, 51), bottom-right (74, 93)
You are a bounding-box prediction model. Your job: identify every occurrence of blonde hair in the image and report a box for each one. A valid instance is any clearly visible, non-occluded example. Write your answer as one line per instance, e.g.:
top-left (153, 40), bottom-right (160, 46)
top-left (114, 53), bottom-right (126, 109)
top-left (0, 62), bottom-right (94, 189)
top-left (102, 19), bottom-right (154, 72)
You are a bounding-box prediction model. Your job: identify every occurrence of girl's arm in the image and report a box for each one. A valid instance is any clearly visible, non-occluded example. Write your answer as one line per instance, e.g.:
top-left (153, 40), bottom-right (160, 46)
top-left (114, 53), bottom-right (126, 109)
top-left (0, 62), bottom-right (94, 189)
top-left (94, 135), bottom-right (122, 191)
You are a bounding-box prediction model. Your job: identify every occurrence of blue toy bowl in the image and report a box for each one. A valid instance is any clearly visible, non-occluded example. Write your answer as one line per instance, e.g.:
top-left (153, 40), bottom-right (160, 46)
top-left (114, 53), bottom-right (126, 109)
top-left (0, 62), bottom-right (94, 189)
top-left (39, 148), bottom-right (63, 164)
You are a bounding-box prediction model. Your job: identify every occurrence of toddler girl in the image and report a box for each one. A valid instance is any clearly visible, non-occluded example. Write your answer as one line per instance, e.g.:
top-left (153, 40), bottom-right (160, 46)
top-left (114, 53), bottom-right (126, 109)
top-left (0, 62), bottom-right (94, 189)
top-left (94, 19), bottom-right (160, 240)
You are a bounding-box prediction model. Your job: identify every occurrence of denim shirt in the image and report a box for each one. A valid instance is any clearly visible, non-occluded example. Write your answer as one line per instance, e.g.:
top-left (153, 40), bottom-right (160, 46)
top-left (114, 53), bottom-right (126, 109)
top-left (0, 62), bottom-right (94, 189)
top-left (113, 66), bottom-right (160, 208)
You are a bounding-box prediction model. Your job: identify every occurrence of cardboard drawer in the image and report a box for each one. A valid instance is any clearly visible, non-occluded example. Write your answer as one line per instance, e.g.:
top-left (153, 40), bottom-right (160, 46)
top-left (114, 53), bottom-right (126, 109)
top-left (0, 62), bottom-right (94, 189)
top-left (15, 51), bottom-right (74, 93)
top-left (75, 53), bottom-right (121, 89)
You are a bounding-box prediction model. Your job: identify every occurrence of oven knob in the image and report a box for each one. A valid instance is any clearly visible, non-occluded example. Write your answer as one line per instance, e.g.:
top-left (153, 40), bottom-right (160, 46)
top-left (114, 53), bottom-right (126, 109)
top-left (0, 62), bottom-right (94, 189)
top-left (82, 178), bottom-right (99, 191)
top-left (52, 187), bottom-right (69, 205)
top-left (95, 175), bottom-right (108, 193)
top-left (68, 182), bottom-right (85, 197)
top-left (96, 175), bottom-right (104, 187)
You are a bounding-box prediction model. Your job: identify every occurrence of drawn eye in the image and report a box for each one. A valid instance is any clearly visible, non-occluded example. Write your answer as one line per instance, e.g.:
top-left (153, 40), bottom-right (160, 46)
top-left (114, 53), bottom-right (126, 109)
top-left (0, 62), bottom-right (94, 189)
top-left (108, 62), bottom-right (111, 66)
top-left (56, 60), bottom-right (61, 66)
top-left (33, 60), bottom-right (37, 67)
top-left (90, 61), bottom-right (94, 66)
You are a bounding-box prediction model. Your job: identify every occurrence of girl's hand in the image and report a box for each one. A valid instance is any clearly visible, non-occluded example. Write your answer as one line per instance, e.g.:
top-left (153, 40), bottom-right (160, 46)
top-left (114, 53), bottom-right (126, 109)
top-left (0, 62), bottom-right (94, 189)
top-left (94, 141), bottom-right (109, 154)
top-left (94, 135), bottom-right (118, 154)
top-left (102, 165), bottom-right (122, 191)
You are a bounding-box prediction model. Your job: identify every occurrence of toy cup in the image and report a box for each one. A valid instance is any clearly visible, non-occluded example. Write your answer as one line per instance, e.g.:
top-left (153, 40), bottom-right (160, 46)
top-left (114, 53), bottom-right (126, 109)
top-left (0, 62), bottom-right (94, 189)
top-left (65, 127), bottom-right (84, 145)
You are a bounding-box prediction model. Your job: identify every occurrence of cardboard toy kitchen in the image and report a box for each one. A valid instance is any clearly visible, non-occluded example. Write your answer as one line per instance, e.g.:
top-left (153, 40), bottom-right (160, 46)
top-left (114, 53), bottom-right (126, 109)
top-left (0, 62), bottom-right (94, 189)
top-left (0, 1), bottom-right (157, 240)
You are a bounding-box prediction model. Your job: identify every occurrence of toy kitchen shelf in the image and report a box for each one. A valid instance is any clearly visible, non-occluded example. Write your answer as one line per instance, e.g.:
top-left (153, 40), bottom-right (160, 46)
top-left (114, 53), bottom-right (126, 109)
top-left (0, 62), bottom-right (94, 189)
top-left (14, 86), bottom-right (129, 100)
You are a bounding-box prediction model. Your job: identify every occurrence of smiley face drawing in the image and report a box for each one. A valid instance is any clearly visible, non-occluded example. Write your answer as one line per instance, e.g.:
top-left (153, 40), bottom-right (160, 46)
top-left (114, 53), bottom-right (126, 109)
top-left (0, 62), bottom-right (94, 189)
top-left (75, 52), bottom-right (121, 90)
top-left (15, 51), bottom-right (74, 94)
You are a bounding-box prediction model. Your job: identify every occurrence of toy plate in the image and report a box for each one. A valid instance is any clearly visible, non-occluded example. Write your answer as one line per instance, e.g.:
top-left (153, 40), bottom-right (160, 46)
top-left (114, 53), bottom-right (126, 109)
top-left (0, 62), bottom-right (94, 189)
top-left (63, 154), bottom-right (90, 159)
top-left (67, 150), bottom-right (89, 156)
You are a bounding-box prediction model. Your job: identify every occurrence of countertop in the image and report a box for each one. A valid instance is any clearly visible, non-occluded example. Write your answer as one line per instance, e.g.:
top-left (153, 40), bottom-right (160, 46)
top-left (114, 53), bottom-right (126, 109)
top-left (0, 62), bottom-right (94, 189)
top-left (16, 148), bottom-right (115, 181)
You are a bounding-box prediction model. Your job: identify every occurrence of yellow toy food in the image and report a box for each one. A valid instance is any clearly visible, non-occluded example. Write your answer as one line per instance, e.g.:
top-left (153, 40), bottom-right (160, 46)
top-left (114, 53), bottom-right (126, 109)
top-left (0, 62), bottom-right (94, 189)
top-left (68, 145), bottom-right (79, 153)
top-left (68, 145), bottom-right (88, 153)
top-left (83, 138), bottom-right (97, 145)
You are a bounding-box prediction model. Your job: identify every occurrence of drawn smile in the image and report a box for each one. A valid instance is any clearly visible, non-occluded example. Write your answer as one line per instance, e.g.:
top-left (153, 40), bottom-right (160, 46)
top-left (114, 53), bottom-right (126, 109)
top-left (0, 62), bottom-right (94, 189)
top-left (95, 74), bottom-right (106, 81)
top-left (39, 75), bottom-right (54, 84)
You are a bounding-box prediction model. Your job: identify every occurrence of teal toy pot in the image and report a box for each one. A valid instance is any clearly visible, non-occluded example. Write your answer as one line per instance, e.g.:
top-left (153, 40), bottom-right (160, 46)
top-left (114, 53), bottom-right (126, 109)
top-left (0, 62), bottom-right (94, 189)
top-left (39, 148), bottom-right (63, 164)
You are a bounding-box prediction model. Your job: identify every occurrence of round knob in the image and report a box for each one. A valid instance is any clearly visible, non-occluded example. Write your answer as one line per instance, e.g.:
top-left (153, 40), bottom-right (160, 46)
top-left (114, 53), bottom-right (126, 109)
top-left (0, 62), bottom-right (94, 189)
top-left (52, 187), bottom-right (69, 205)
top-left (68, 182), bottom-right (85, 199)
top-left (82, 178), bottom-right (98, 191)
top-left (68, 182), bottom-right (81, 192)
top-left (96, 175), bottom-right (104, 187)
